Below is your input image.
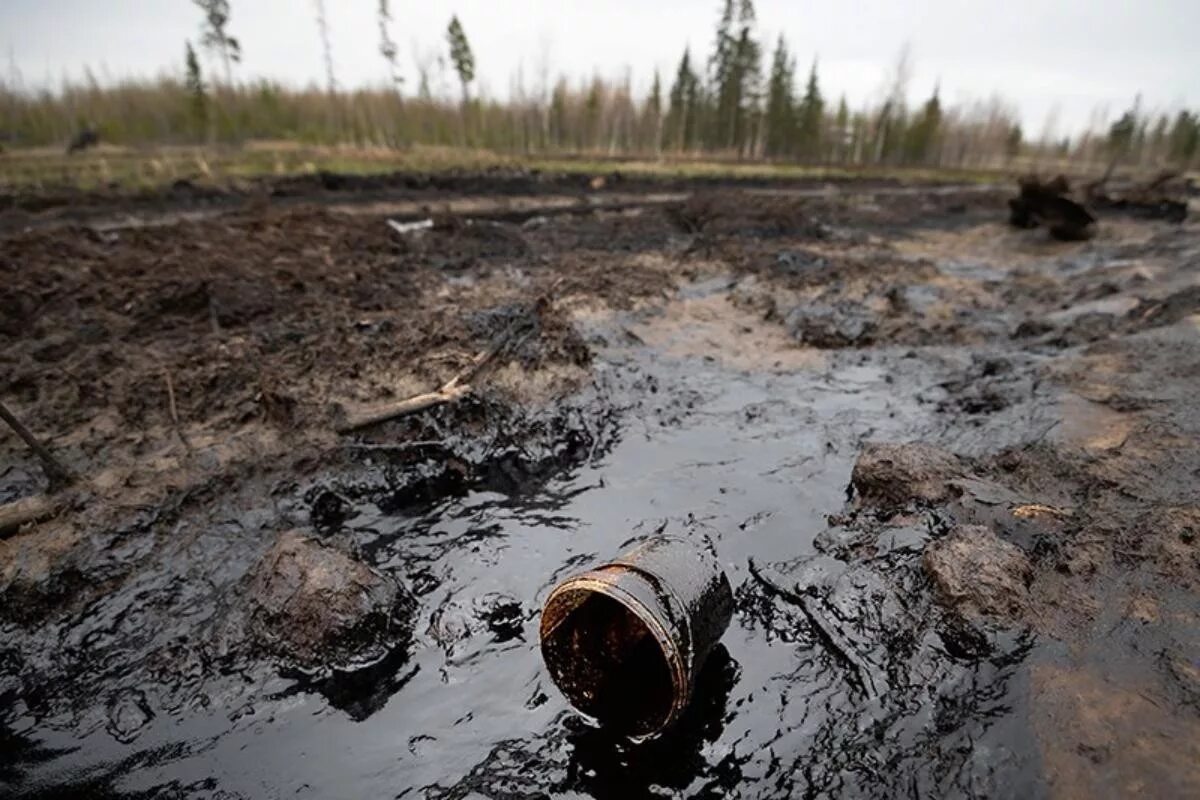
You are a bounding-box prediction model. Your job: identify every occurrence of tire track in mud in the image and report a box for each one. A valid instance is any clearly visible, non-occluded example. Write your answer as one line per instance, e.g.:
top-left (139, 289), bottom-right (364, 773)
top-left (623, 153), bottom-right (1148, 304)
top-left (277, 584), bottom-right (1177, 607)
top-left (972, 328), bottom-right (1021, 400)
top-left (2, 181), bottom-right (1000, 235)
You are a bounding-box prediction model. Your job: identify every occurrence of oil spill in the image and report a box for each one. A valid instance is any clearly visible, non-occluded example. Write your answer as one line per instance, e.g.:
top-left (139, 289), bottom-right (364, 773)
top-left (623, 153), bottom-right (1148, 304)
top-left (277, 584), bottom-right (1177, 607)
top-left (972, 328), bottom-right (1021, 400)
top-left (0, 273), bottom-right (1056, 798)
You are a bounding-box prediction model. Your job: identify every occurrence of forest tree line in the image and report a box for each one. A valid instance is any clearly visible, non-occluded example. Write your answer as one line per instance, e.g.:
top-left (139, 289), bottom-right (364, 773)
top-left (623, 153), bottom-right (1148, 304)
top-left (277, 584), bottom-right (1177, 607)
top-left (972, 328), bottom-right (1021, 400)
top-left (2, 0), bottom-right (1198, 172)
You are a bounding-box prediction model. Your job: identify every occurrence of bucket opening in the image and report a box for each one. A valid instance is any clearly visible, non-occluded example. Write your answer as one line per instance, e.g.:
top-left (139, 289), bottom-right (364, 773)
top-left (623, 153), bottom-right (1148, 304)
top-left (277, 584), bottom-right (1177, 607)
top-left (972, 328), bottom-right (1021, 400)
top-left (541, 586), bottom-right (676, 737)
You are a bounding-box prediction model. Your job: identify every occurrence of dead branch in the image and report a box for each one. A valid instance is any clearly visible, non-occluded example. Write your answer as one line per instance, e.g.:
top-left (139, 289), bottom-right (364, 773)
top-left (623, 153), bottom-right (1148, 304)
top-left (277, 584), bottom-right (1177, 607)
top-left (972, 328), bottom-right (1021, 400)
top-left (337, 383), bottom-right (471, 433)
top-left (748, 558), bottom-right (879, 700)
top-left (0, 400), bottom-right (74, 490)
top-left (1141, 170), bottom-right (1179, 195)
top-left (0, 494), bottom-right (60, 537)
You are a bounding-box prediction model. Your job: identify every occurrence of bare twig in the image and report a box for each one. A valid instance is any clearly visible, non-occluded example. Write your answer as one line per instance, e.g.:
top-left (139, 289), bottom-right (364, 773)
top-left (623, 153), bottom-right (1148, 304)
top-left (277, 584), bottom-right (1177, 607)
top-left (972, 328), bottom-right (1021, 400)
top-left (0, 400), bottom-right (73, 490)
top-left (387, 218), bottom-right (434, 235)
top-left (335, 298), bottom-right (542, 434)
top-left (163, 369), bottom-right (192, 452)
top-left (0, 494), bottom-right (60, 537)
top-left (342, 440), bottom-right (446, 452)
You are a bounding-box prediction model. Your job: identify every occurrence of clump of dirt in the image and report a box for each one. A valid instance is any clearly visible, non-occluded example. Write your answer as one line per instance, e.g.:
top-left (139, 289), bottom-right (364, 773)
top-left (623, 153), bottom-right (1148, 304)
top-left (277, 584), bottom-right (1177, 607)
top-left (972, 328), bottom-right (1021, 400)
top-left (244, 530), bottom-right (416, 670)
top-left (1008, 174), bottom-right (1096, 241)
top-left (784, 301), bottom-right (879, 347)
top-left (923, 524), bottom-right (1032, 620)
top-left (850, 442), bottom-right (965, 510)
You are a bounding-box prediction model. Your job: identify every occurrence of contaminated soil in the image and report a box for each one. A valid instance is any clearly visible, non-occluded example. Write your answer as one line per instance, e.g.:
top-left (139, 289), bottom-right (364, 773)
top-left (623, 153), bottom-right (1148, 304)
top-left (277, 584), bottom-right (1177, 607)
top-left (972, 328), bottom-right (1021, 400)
top-left (1, 171), bottom-right (1198, 799)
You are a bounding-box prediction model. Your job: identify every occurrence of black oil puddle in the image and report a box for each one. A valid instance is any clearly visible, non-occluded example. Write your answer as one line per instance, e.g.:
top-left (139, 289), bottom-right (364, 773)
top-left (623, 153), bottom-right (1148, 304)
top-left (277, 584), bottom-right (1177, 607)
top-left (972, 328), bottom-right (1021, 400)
top-left (1, 281), bottom-right (1053, 799)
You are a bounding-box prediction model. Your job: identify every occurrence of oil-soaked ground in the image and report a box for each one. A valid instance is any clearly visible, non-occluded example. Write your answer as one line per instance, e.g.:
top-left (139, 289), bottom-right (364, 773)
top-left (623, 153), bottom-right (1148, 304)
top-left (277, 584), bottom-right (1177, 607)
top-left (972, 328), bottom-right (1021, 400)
top-left (2, 176), bottom-right (1198, 798)
top-left (1, 305), bottom-right (1031, 798)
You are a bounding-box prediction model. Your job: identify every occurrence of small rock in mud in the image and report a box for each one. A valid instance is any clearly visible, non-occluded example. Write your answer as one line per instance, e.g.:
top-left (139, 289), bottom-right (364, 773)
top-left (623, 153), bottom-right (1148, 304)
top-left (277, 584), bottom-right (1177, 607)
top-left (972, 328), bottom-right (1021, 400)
top-left (428, 592), bottom-right (526, 656)
top-left (106, 688), bottom-right (154, 743)
top-left (785, 302), bottom-right (878, 347)
top-left (886, 284), bottom-right (941, 315)
top-left (774, 249), bottom-right (829, 276)
top-left (307, 488), bottom-right (350, 534)
top-left (246, 531), bottom-right (415, 669)
top-left (923, 524), bottom-right (1032, 620)
top-left (851, 442), bottom-right (964, 510)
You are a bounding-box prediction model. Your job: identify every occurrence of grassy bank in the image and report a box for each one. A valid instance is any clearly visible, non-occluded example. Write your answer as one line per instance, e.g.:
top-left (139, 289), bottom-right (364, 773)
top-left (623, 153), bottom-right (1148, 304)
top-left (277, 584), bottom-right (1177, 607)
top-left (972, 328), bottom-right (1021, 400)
top-left (0, 142), bottom-right (1026, 193)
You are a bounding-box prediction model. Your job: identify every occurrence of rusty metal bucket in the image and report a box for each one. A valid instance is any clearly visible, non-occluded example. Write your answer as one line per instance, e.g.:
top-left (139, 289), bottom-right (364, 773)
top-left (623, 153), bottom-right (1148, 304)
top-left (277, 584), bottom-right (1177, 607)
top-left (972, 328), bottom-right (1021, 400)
top-left (539, 536), bottom-right (734, 738)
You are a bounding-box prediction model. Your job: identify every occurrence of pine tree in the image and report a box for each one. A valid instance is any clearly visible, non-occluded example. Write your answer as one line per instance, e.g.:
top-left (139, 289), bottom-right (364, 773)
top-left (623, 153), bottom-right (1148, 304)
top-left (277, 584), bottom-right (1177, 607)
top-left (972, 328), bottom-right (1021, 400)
top-left (193, 0), bottom-right (240, 86)
top-left (644, 70), bottom-right (663, 152)
top-left (446, 15), bottom-right (476, 105)
top-left (646, 70), bottom-right (662, 118)
top-left (902, 85), bottom-right (941, 164)
top-left (707, 0), bottom-right (735, 146)
top-left (665, 48), bottom-right (701, 151)
top-left (1005, 124), bottom-right (1023, 159)
top-left (732, 25), bottom-right (762, 155)
top-left (832, 96), bottom-right (849, 161)
top-left (1149, 114), bottom-right (1169, 163)
top-left (707, 0), bottom-right (759, 152)
top-left (549, 79), bottom-right (569, 149)
top-left (874, 100), bottom-right (902, 163)
top-left (584, 78), bottom-right (603, 150)
top-left (763, 36), bottom-right (795, 157)
top-left (1108, 105), bottom-right (1138, 158)
top-left (1168, 110), bottom-right (1199, 165)
top-left (796, 61), bottom-right (823, 159)
top-left (184, 41), bottom-right (208, 141)
top-left (850, 109), bottom-right (868, 163)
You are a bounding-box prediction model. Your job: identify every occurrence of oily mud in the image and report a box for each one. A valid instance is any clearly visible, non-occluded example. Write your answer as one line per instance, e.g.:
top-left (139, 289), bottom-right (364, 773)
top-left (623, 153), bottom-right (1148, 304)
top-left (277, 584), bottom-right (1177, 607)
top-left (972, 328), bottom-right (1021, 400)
top-left (2, 179), bottom-right (1198, 798)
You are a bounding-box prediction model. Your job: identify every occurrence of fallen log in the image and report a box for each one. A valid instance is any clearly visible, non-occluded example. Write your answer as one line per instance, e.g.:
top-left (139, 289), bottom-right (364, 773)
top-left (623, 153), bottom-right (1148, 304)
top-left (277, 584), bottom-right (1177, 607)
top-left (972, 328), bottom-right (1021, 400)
top-left (0, 494), bottom-right (59, 537)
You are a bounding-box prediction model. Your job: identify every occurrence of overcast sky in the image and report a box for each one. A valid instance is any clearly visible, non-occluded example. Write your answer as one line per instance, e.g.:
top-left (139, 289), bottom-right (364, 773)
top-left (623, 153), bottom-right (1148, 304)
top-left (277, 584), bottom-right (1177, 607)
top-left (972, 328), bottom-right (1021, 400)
top-left (3, 0), bottom-right (1197, 137)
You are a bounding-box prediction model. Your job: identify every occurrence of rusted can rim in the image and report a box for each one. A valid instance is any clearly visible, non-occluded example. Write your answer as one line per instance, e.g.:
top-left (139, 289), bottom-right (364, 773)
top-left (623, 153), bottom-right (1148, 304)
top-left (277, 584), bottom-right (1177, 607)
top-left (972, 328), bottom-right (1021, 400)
top-left (540, 567), bottom-right (691, 737)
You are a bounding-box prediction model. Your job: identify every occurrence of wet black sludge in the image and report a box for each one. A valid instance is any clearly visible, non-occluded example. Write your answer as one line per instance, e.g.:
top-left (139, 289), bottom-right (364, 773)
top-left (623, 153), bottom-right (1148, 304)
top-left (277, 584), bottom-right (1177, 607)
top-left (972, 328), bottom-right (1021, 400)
top-left (1, 296), bottom-right (1051, 799)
